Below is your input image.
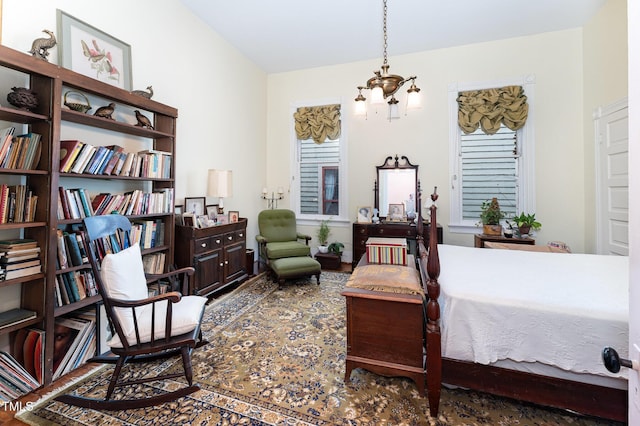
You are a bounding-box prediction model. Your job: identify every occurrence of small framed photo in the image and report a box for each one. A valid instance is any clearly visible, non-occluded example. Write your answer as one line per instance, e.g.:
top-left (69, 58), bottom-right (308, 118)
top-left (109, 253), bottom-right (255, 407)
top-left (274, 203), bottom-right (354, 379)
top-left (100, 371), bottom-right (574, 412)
top-left (357, 206), bottom-right (372, 223)
top-left (216, 214), bottom-right (228, 225)
top-left (184, 197), bottom-right (206, 216)
top-left (197, 215), bottom-right (210, 228)
top-left (57, 10), bottom-right (133, 90)
top-left (206, 204), bottom-right (219, 219)
top-left (228, 211), bottom-right (239, 223)
top-left (175, 205), bottom-right (183, 215)
top-left (388, 203), bottom-right (405, 221)
top-left (182, 213), bottom-right (195, 228)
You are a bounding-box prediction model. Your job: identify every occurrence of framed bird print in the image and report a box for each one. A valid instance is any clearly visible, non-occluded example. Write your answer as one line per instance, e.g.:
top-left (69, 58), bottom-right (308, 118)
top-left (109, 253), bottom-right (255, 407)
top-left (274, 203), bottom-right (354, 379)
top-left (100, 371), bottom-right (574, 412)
top-left (57, 10), bottom-right (132, 90)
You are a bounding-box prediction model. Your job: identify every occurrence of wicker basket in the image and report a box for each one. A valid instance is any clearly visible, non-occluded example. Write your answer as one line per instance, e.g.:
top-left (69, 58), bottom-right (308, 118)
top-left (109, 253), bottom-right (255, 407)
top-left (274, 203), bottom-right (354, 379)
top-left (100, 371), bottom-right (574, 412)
top-left (63, 90), bottom-right (91, 113)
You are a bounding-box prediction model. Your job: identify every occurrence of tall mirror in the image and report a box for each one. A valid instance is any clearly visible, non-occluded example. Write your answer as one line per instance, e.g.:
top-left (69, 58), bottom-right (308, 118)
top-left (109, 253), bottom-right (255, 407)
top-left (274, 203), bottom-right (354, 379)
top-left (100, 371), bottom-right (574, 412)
top-left (375, 155), bottom-right (419, 219)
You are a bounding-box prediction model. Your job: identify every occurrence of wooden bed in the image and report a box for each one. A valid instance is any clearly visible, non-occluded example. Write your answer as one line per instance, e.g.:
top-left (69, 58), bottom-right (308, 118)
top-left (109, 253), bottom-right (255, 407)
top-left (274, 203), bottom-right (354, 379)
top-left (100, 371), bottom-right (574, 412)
top-left (416, 189), bottom-right (628, 422)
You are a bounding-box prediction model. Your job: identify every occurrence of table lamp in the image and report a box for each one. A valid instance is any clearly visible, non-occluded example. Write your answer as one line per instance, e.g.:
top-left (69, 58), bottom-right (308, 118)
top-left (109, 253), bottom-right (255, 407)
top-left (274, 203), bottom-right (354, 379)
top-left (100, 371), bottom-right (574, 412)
top-left (208, 169), bottom-right (232, 214)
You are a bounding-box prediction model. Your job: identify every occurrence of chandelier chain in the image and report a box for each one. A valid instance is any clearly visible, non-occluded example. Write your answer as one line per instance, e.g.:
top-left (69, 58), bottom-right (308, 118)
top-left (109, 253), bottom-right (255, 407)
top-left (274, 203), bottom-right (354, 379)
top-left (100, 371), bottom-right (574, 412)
top-left (382, 0), bottom-right (388, 65)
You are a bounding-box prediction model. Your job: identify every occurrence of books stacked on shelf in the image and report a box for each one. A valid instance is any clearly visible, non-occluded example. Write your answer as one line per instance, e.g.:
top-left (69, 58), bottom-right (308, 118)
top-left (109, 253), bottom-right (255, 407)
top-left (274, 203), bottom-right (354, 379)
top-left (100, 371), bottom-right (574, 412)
top-left (57, 187), bottom-right (174, 219)
top-left (56, 187), bottom-right (93, 220)
top-left (131, 219), bottom-right (165, 249)
top-left (13, 328), bottom-right (45, 385)
top-left (52, 315), bottom-right (95, 380)
top-left (55, 229), bottom-right (89, 269)
top-left (0, 128), bottom-right (42, 170)
top-left (0, 239), bottom-right (41, 281)
top-left (59, 140), bottom-right (172, 178)
top-left (0, 184), bottom-right (38, 223)
top-left (0, 308), bottom-right (37, 329)
top-left (54, 270), bottom-right (98, 307)
top-left (142, 252), bottom-right (166, 274)
top-left (0, 349), bottom-right (41, 402)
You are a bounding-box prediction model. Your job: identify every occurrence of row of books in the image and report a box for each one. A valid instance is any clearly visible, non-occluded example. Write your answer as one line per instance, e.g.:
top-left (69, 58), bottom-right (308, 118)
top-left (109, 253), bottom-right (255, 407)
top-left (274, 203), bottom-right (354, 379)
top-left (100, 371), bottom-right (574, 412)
top-left (52, 312), bottom-right (96, 381)
top-left (56, 229), bottom-right (88, 270)
top-left (1, 329), bottom-right (43, 401)
top-left (0, 239), bottom-right (42, 281)
top-left (54, 270), bottom-right (98, 307)
top-left (0, 184), bottom-right (38, 224)
top-left (59, 140), bottom-right (172, 178)
top-left (0, 127), bottom-right (42, 170)
top-left (142, 251), bottom-right (166, 275)
top-left (57, 187), bottom-right (175, 220)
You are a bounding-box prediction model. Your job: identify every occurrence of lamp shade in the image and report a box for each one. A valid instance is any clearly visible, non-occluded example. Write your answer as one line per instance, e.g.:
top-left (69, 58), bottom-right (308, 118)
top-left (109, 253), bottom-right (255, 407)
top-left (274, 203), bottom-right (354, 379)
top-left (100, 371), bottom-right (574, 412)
top-left (207, 169), bottom-right (232, 198)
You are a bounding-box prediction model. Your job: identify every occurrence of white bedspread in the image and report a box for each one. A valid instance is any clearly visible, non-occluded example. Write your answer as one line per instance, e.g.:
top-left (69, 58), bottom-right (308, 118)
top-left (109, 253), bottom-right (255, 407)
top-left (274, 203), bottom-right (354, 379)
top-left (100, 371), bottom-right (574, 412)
top-left (437, 244), bottom-right (629, 378)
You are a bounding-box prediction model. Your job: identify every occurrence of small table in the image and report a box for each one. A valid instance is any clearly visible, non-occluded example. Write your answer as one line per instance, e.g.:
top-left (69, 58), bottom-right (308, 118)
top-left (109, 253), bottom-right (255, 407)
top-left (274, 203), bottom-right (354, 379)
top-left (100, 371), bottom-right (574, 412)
top-left (314, 252), bottom-right (342, 270)
top-left (474, 234), bottom-right (535, 248)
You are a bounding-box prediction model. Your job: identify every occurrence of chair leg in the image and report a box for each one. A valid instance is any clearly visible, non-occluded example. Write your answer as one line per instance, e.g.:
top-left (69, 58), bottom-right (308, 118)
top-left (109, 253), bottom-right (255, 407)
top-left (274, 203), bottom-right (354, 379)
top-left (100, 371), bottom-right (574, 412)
top-left (181, 347), bottom-right (194, 386)
top-left (106, 356), bottom-right (127, 400)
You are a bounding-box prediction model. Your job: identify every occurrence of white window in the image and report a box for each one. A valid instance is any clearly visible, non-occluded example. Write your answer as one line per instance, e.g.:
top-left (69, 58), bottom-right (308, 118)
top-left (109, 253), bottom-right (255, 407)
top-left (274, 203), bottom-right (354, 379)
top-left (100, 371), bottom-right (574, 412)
top-left (448, 76), bottom-right (536, 233)
top-left (290, 101), bottom-right (348, 223)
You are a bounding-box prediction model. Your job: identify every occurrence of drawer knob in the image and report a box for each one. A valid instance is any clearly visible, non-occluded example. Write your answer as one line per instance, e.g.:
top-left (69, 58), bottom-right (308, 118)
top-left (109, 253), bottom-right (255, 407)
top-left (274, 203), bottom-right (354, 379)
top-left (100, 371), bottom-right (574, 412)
top-left (220, 262), bottom-right (224, 267)
top-left (239, 233), bottom-right (244, 237)
top-left (228, 236), bottom-right (232, 240)
top-left (216, 239), bottom-right (221, 244)
top-left (200, 243), bottom-right (207, 248)
top-left (224, 260), bottom-right (228, 264)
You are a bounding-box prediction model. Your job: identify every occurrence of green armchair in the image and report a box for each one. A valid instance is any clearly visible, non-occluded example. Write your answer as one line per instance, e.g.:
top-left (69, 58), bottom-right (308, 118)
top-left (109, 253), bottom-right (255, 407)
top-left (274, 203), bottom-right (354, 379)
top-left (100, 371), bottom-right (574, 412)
top-left (256, 209), bottom-right (312, 265)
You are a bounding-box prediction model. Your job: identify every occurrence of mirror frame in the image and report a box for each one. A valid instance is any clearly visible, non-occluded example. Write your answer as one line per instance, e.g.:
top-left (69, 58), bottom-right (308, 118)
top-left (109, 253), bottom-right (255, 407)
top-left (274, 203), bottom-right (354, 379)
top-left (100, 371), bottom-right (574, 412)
top-left (374, 154), bottom-right (420, 219)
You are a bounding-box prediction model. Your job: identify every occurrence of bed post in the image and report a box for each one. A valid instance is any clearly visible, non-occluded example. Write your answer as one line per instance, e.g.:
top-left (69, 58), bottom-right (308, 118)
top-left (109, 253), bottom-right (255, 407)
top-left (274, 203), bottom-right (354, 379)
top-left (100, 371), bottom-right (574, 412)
top-left (417, 187), bottom-right (442, 417)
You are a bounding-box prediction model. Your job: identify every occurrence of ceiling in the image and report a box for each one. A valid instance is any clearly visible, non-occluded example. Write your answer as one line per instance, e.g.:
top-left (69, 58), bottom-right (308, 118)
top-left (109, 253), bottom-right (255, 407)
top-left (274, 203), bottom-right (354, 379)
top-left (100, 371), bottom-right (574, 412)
top-left (179, 0), bottom-right (607, 74)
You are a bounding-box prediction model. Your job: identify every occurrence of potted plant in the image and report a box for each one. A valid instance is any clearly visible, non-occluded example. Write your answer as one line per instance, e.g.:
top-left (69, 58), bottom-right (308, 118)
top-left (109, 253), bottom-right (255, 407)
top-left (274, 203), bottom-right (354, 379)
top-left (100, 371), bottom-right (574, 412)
top-left (317, 219), bottom-right (330, 253)
top-left (511, 212), bottom-right (541, 236)
top-left (479, 197), bottom-right (505, 236)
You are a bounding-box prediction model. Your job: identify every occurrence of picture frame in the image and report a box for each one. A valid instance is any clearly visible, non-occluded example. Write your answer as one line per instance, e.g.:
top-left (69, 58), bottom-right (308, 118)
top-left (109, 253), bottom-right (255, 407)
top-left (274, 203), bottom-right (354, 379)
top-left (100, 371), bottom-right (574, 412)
top-left (216, 214), bottom-right (228, 225)
top-left (184, 197), bottom-right (206, 216)
top-left (175, 205), bottom-right (183, 215)
top-left (228, 211), bottom-right (239, 223)
top-left (57, 10), bottom-right (133, 90)
top-left (357, 206), bottom-right (372, 223)
top-left (182, 213), bottom-right (195, 228)
top-left (196, 215), bottom-right (210, 228)
top-left (206, 204), bottom-right (219, 220)
top-left (388, 203), bottom-right (405, 221)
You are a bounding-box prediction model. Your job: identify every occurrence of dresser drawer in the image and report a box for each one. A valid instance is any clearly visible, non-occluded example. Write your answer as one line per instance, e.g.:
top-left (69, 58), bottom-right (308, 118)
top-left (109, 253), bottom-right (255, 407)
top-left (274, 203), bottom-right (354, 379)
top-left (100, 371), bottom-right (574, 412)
top-left (194, 235), bottom-right (223, 254)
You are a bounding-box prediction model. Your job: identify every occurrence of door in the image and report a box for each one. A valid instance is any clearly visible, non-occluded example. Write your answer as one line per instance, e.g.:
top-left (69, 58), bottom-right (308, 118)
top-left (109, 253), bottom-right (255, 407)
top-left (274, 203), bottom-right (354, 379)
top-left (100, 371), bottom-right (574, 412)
top-left (595, 98), bottom-right (629, 255)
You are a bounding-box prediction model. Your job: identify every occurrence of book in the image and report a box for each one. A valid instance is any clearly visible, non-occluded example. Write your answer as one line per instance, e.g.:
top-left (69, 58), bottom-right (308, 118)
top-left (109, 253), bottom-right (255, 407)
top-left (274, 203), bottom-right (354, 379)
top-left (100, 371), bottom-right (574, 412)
top-left (4, 264), bottom-right (41, 280)
top-left (0, 238), bottom-right (37, 249)
top-left (101, 145), bottom-right (124, 175)
top-left (64, 232), bottom-right (83, 267)
top-left (70, 144), bottom-right (95, 174)
top-left (53, 316), bottom-right (93, 380)
top-left (0, 308), bottom-right (36, 328)
top-left (0, 246), bottom-right (40, 258)
top-left (59, 140), bottom-right (84, 173)
top-left (2, 259), bottom-right (40, 271)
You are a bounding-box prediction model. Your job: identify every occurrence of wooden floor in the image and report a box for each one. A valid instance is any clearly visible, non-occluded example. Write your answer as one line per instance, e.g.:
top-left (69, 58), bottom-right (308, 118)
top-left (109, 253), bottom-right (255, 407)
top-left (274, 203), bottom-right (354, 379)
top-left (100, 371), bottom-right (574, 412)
top-left (1, 262), bottom-right (351, 424)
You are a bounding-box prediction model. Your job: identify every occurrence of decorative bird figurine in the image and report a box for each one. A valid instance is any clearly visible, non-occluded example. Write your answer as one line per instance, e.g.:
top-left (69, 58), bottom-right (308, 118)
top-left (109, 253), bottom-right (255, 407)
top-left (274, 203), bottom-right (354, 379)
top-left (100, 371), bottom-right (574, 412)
top-left (134, 110), bottom-right (154, 129)
top-left (7, 87), bottom-right (38, 111)
top-left (94, 102), bottom-right (116, 120)
top-left (28, 29), bottom-right (57, 61)
top-left (132, 86), bottom-right (154, 99)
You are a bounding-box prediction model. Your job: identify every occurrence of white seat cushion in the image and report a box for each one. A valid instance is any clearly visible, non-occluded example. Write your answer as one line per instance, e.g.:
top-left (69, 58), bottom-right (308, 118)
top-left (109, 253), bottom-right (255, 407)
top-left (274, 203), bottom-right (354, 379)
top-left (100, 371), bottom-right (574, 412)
top-left (100, 243), bottom-right (207, 348)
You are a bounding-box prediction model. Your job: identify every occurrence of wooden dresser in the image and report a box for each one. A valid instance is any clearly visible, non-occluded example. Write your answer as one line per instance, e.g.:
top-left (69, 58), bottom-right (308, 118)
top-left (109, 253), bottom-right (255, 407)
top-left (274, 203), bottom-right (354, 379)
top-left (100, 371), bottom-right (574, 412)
top-left (352, 221), bottom-right (443, 268)
top-left (175, 219), bottom-right (248, 296)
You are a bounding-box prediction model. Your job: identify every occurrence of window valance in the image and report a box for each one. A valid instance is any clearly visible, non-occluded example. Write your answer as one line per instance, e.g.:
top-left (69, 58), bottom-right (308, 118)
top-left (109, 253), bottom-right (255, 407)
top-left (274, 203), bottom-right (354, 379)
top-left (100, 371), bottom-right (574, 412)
top-left (457, 86), bottom-right (528, 135)
top-left (294, 104), bottom-right (341, 144)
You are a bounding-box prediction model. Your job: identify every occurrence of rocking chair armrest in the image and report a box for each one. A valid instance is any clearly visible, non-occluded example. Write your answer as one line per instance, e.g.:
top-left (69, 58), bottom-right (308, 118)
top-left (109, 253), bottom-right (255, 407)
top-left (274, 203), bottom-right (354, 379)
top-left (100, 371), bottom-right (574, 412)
top-left (108, 291), bottom-right (183, 308)
top-left (145, 266), bottom-right (195, 283)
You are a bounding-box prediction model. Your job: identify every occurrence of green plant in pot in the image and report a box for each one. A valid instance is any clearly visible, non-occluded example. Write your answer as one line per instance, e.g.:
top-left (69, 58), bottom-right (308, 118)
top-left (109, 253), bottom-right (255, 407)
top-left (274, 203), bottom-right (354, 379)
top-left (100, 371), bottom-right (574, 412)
top-left (317, 219), bottom-right (330, 253)
top-left (479, 197), bottom-right (505, 236)
top-left (328, 241), bottom-right (344, 256)
top-left (511, 212), bottom-right (541, 236)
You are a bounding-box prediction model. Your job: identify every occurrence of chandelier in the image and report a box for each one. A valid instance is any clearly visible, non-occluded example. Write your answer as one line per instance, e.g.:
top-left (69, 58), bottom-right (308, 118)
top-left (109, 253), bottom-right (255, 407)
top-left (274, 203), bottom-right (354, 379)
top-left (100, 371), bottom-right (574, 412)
top-left (354, 0), bottom-right (421, 119)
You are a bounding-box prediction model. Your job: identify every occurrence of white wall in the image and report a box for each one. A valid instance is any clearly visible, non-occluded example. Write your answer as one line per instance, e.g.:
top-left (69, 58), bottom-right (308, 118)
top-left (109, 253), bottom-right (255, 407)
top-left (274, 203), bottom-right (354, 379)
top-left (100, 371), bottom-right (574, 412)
top-left (268, 29), bottom-right (597, 252)
top-left (1, 0), bottom-right (268, 250)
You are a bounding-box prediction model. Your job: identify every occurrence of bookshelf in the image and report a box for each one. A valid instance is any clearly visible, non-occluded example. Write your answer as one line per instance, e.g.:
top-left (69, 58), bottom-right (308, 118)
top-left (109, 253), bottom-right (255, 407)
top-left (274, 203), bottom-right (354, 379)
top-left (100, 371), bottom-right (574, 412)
top-left (0, 44), bottom-right (177, 391)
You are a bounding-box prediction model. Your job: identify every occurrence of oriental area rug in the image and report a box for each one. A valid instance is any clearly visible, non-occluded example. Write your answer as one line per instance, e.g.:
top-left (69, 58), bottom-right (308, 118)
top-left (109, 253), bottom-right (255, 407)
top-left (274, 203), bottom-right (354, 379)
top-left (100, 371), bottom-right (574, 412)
top-left (17, 272), bottom-right (622, 426)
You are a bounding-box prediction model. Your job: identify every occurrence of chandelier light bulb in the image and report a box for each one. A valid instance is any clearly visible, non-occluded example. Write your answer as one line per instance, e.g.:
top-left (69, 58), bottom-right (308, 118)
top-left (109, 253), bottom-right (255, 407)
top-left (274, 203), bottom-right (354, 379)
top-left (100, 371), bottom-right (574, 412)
top-left (406, 82), bottom-right (422, 110)
top-left (371, 86), bottom-right (385, 104)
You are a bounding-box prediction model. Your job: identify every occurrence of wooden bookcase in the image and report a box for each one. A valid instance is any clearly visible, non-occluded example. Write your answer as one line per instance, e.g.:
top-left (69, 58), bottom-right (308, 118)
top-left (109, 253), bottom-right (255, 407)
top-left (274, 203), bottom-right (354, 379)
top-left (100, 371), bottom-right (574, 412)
top-left (0, 44), bottom-right (177, 388)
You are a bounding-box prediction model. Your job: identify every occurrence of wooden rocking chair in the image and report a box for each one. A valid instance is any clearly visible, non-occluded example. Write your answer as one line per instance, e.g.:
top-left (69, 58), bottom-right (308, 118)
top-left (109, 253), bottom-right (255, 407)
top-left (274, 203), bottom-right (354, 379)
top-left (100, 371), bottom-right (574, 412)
top-left (55, 214), bottom-right (208, 410)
